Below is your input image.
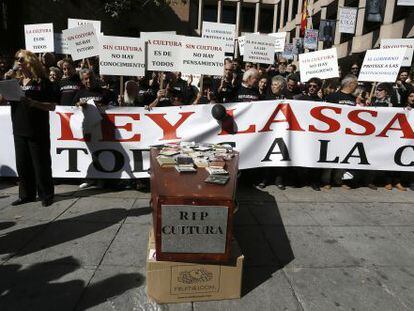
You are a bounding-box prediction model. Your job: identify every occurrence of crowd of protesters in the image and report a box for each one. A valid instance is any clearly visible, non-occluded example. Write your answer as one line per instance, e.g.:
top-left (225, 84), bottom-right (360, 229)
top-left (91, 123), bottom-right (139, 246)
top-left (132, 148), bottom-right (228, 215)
top-left (0, 49), bottom-right (413, 202)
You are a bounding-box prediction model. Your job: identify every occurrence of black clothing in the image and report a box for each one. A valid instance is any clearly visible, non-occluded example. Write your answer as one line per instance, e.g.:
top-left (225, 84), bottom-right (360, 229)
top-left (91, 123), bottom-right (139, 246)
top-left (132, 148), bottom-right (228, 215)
top-left (236, 85), bottom-right (260, 102)
top-left (283, 88), bottom-right (301, 99)
top-left (215, 80), bottom-right (237, 103)
top-left (10, 78), bottom-right (56, 201)
top-left (325, 91), bottom-right (357, 106)
top-left (59, 75), bottom-right (83, 106)
top-left (265, 92), bottom-right (285, 100)
top-left (294, 93), bottom-right (323, 101)
top-left (14, 135), bottom-right (54, 201)
top-left (72, 87), bottom-right (117, 106)
top-left (10, 79), bottom-right (58, 138)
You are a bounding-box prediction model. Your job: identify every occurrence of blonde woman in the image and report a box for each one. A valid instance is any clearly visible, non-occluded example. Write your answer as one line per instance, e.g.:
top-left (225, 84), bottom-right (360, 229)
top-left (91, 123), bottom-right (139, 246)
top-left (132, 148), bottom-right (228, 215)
top-left (1, 50), bottom-right (57, 206)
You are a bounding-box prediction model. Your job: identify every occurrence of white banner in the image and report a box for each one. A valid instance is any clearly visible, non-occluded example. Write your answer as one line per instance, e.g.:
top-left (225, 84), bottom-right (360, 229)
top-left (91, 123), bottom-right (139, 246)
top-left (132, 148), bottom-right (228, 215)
top-left (180, 37), bottom-right (225, 76)
top-left (140, 31), bottom-right (176, 41)
top-left (202, 22), bottom-right (236, 54)
top-left (243, 34), bottom-right (275, 65)
top-left (147, 34), bottom-right (182, 72)
top-left (68, 18), bottom-right (101, 34)
top-left (338, 7), bottom-right (358, 34)
top-left (1, 101), bottom-right (413, 178)
top-left (63, 24), bottom-right (100, 61)
top-left (54, 33), bottom-right (70, 55)
top-left (358, 48), bottom-right (407, 83)
top-left (99, 36), bottom-right (145, 76)
top-left (299, 48), bottom-right (339, 82)
top-left (269, 32), bottom-right (287, 53)
top-left (397, 0), bottom-right (414, 5)
top-left (380, 39), bottom-right (414, 67)
top-left (24, 23), bottom-right (54, 53)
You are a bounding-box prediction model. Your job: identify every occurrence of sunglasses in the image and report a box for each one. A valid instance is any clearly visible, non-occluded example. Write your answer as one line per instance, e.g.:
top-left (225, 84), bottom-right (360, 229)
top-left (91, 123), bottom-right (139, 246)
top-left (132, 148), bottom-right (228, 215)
top-left (308, 84), bottom-right (319, 89)
top-left (376, 88), bottom-right (385, 92)
top-left (351, 67), bottom-right (359, 70)
top-left (15, 57), bottom-right (25, 63)
top-left (279, 62), bottom-right (287, 65)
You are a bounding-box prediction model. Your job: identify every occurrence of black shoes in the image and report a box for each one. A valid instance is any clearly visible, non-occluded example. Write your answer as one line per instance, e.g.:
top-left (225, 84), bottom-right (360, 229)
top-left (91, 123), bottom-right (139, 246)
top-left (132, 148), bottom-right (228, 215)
top-left (311, 184), bottom-right (321, 191)
top-left (11, 198), bottom-right (35, 206)
top-left (41, 197), bottom-right (54, 207)
top-left (276, 184), bottom-right (286, 190)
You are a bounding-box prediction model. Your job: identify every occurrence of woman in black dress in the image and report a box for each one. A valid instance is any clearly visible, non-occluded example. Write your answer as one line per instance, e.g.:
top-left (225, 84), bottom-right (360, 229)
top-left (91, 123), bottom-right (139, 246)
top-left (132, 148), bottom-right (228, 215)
top-left (2, 50), bottom-right (57, 206)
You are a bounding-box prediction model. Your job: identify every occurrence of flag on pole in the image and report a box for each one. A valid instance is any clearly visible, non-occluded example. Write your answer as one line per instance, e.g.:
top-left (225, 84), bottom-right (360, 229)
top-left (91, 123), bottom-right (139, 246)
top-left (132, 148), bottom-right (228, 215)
top-left (300, 0), bottom-right (309, 37)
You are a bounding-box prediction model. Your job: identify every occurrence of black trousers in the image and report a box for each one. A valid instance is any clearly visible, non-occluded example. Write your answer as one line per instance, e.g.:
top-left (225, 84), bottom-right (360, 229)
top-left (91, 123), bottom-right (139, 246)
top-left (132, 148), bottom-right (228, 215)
top-left (13, 135), bottom-right (54, 201)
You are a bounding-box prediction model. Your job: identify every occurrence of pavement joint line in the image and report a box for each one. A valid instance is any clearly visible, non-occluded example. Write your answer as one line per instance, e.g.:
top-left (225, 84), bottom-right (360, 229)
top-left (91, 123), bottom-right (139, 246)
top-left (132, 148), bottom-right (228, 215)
top-left (72, 198), bottom-right (137, 311)
top-left (234, 224), bottom-right (414, 228)
top-left (281, 269), bottom-right (307, 311)
top-left (283, 264), bottom-right (414, 269)
top-left (0, 197), bottom-right (81, 266)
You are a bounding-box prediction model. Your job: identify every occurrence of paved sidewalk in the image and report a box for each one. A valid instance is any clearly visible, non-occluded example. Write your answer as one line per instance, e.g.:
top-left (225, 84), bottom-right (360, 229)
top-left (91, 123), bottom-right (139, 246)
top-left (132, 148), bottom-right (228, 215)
top-left (0, 181), bottom-right (413, 311)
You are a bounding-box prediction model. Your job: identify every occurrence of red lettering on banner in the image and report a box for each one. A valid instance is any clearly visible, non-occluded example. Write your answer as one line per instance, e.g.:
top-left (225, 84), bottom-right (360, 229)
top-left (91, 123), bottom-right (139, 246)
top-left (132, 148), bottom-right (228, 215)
top-left (100, 114), bottom-right (141, 142)
top-left (377, 113), bottom-right (414, 139)
top-left (218, 109), bottom-right (255, 135)
top-left (146, 112), bottom-right (194, 140)
top-left (309, 106), bottom-right (341, 133)
top-left (258, 103), bottom-right (305, 132)
top-left (56, 112), bottom-right (89, 142)
top-left (346, 110), bottom-right (377, 136)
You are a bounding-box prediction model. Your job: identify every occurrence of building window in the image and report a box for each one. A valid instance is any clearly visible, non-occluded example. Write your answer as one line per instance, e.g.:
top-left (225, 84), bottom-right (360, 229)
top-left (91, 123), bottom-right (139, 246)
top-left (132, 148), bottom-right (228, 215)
top-left (222, 5), bottom-right (236, 24)
top-left (240, 5), bottom-right (255, 33)
top-left (259, 6), bottom-right (274, 33)
top-left (203, 5), bottom-right (217, 22)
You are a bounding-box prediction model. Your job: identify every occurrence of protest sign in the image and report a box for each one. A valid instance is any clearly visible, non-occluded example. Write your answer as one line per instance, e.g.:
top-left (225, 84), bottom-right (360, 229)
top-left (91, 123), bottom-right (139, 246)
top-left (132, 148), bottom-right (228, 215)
top-left (358, 48), bottom-right (407, 82)
top-left (338, 7), bottom-right (358, 34)
top-left (99, 36), bottom-right (145, 76)
top-left (268, 32), bottom-right (287, 52)
top-left (319, 20), bottom-right (336, 43)
top-left (54, 33), bottom-right (70, 55)
top-left (68, 18), bottom-right (101, 34)
top-left (243, 34), bottom-right (275, 64)
top-left (397, 0), bottom-right (414, 5)
top-left (282, 43), bottom-right (294, 60)
top-left (147, 34), bottom-right (183, 72)
top-left (24, 23), bottom-right (54, 53)
top-left (202, 21), bottom-right (236, 54)
top-left (181, 37), bottom-right (225, 76)
top-left (381, 38), bottom-right (414, 67)
top-left (1, 101), bottom-right (413, 179)
top-left (140, 31), bottom-right (176, 41)
top-left (304, 29), bottom-right (318, 50)
top-left (299, 48), bottom-right (339, 82)
top-left (237, 36), bottom-right (245, 56)
top-left (62, 24), bottom-right (100, 61)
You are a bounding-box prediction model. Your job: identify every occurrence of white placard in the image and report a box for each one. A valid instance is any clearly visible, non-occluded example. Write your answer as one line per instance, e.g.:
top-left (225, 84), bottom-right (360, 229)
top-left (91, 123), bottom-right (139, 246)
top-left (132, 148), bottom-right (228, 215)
top-left (299, 48), bottom-right (339, 82)
top-left (358, 48), bottom-right (407, 82)
top-left (269, 32), bottom-right (287, 52)
top-left (99, 36), bottom-right (145, 77)
top-left (180, 37), bottom-right (225, 76)
top-left (397, 0), bottom-right (414, 5)
top-left (338, 7), bottom-right (358, 34)
top-left (68, 18), bottom-right (101, 34)
top-left (140, 31), bottom-right (176, 41)
top-left (62, 24), bottom-right (100, 61)
top-left (54, 33), bottom-right (70, 55)
top-left (0, 79), bottom-right (24, 101)
top-left (147, 34), bottom-right (183, 72)
top-left (243, 34), bottom-right (275, 65)
top-left (381, 39), bottom-right (414, 67)
top-left (202, 21), bottom-right (236, 54)
top-left (238, 36), bottom-right (245, 56)
top-left (24, 23), bottom-right (54, 53)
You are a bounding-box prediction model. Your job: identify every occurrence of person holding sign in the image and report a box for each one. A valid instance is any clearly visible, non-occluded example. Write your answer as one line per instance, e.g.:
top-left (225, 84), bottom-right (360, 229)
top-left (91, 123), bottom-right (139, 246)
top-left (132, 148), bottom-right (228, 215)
top-left (0, 50), bottom-right (57, 207)
top-left (59, 58), bottom-right (83, 106)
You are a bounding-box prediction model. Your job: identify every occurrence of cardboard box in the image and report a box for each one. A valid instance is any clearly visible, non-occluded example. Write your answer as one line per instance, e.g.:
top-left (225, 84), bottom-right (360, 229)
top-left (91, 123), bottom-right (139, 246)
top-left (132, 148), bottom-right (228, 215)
top-left (146, 228), bottom-right (244, 303)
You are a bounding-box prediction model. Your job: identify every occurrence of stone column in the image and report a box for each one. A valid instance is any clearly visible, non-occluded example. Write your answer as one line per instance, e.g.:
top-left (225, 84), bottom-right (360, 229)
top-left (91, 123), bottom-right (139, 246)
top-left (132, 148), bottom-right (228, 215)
top-left (197, 0), bottom-right (204, 34)
top-left (334, 0), bottom-right (345, 45)
top-left (272, 3), bottom-right (279, 33)
top-left (317, 6), bottom-right (327, 50)
top-left (254, 1), bottom-right (260, 33)
top-left (217, 0), bottom-right (223, 23)
top-left (280, 0), bottom-right (286, 30)
top-left (383, 0), bottom-right (396, 25)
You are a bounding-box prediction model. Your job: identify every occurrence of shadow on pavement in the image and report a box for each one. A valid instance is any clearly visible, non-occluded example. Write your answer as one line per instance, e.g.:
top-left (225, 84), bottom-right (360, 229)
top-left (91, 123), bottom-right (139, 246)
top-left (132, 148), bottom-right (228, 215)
top-left (0, 256), bottom-right (143, 311)
top-left (234, 186), bottom-right (294, 296)
top-left (0, 209), bottom-right (127, 259)
top-left (0, 221), bottom-right (16, 231)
